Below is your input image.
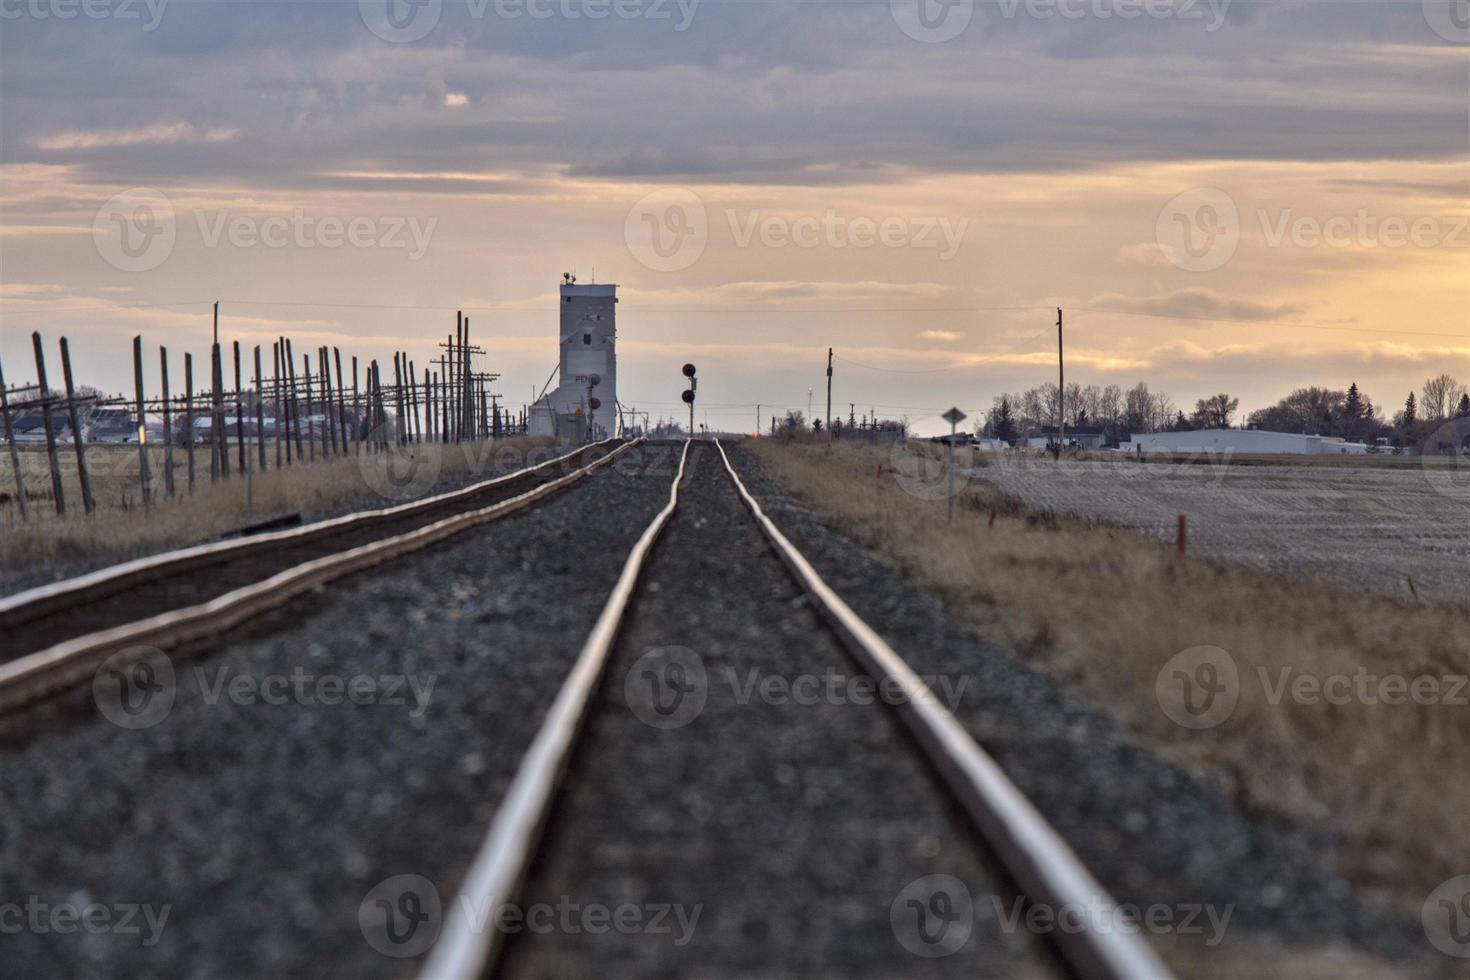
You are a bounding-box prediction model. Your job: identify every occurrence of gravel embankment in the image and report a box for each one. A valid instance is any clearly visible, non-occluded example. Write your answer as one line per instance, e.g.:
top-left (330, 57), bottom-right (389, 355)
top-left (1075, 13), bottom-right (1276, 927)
top-left (725, 444), bottom-right (1442, 978)
top-left (0, 443), bottom-right (682, 978)
top-left (498, 441), bottom-right (1059, 979)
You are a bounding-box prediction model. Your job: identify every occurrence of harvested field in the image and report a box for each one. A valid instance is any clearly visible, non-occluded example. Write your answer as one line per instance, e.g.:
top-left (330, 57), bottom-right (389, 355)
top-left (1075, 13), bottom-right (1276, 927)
top-left (965, 453), bottom-right (1470, 606)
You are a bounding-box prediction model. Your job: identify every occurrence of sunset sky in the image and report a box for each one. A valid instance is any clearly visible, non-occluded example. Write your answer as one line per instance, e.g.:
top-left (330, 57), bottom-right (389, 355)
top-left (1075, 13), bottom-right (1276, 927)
top-left (2, 0), bottom-right (1466, 434)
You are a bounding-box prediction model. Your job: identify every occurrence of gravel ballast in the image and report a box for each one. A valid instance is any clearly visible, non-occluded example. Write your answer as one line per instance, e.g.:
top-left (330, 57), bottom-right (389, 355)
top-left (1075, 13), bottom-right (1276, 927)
top-left (498, 442), bottom-right (1060, 979)
top-left (0, 442), bottom-right (682, 978)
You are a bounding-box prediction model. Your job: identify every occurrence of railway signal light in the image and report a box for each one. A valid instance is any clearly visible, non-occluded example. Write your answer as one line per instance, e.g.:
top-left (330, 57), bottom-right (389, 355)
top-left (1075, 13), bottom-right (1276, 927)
top-left (681, 364), bottom-right (697, 437)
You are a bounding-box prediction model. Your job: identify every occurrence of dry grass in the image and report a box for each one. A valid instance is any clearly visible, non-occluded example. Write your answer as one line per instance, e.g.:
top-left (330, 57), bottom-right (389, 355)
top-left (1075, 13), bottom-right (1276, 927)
top-left (753, 438), bottom-right (1470, 917)
top-left (0, 437), bottom-right (554, 591)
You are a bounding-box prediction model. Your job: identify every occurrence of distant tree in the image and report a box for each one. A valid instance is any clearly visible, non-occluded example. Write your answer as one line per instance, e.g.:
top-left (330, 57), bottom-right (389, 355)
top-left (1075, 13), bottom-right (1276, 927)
top-left (783, 410), bottom-right (806, 431)
top-left (1457, 393), bottom-right (1470, 418)
top-left (1123, 382), bottom-right (1154, 434)
top-left (1340, 382), bottom-right (1366, 440)
top-left (812, 418), bottom-right (823, 433)
top-left (992, 398), bottom-right (1018, 444)
top-left (1171, 410), bottom-right (1191, 431)
top-left (1190, 393), bottom-right (1239, 429)
top-left (1247, 386), bottom-right (1344, 433)
top-left (1421, 374), bottom-right (1466, 420)
top-left (1402, 391), bottom-right (1417, 428)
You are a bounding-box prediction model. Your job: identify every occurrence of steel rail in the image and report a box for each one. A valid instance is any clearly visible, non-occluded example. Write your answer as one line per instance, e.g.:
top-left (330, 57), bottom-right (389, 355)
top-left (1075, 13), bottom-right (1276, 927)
top-left (714, 439), bottom-right (1173, 980)
top-left (0, 439), bottom-right (642, 715)
top-left (418, 439), bottom-right (691, 980)
top-left (0, 438), bottom-right (621, 631)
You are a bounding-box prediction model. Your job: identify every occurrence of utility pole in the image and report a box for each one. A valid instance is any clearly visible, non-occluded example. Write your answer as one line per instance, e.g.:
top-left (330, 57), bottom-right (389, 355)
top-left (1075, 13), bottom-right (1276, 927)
top-left (756, 403), bottom-right (760, 435)
top-left (1056, 307), bottom-right (1065, 458)
top-left (825, 347), bottom-right (833, 435)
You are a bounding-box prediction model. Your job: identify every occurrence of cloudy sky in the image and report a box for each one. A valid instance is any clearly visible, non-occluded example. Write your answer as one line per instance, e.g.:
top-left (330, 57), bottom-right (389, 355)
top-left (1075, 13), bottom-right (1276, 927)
top-left (1, 0), bottom-right (1466, 433)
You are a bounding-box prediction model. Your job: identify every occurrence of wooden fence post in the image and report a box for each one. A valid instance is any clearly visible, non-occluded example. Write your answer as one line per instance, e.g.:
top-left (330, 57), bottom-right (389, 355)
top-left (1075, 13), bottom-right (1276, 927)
top-left (209, 343), bottom-right (222, 482)
top-left (286, 339), bottom-right (304, 461)
top-left (0, 355), bottom-right (29, 519)
top-left (409, 359), bottom-right (421, 444)
top-left (59, 337), bottom-right (96, 513)
top-left (159, 345), bottom-right (175, 499)
top-left (352, 356), bottom-right (362, 455)
top-left (273, 342), bottom-right (284, 469)
top-left (234, 340), bottom-right (246, 475)
top-left (132, 335), bottom-right (152, 509)
top-left (185, 353), bottom-right (196, 493)
top-left (303, 353), bottom-right (316, 463)
top-left (319, 347), bottom-right (335, 458)
top-left (332, 347), bottom-right (348, 459)
top-left (31, 332), bottom-right (66, 516)
top-left (255, 345), bottom-right (266, 471)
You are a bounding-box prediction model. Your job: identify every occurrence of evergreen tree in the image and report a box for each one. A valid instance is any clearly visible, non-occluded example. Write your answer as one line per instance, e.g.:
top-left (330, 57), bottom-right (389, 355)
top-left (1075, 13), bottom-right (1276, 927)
top-left (1341, 382), bottom-right (1364, 439)
top-left (992, 398), bottom-right (1018, 444)
top-left (1458, 393), bottom-right (1470, 418)
top-left (1403, 391), bottom-right (1417, 426)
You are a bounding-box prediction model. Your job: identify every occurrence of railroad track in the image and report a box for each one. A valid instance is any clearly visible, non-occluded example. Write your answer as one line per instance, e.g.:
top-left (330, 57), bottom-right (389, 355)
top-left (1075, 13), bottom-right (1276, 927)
top-left (0, 438), bottom-right (640, 714)
top-left (423, 439), bottom-right (1175, 980)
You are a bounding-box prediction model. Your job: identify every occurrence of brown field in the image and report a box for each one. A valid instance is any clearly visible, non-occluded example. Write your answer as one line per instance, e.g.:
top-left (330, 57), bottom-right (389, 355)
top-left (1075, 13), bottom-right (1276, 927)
top-left (0, 437), bottom-right (554, 594)
top-left (753, 437), bottom-right (1470, 934)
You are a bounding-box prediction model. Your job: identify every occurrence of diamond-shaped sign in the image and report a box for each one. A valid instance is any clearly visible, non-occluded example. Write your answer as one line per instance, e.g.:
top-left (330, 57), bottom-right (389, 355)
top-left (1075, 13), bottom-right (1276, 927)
top-left (942, 407), bottom-right (967, 426)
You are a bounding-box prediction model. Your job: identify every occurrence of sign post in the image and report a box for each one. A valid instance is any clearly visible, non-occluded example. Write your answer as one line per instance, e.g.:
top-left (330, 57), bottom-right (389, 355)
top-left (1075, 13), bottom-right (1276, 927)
top-left (942, 406), bottom-right (967, 523)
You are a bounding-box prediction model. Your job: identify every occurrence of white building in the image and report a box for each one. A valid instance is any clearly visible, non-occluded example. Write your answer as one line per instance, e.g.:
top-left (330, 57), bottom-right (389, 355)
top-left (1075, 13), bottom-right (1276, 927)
top-left (529, 278), bottom-right (618, 439)
top-left (1119, 429), bottom-right (1374, 455)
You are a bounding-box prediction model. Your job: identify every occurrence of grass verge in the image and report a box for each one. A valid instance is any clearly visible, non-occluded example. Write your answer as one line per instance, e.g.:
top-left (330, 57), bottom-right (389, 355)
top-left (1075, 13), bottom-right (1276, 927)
top-left (0, 437), bottom-right (554, 593)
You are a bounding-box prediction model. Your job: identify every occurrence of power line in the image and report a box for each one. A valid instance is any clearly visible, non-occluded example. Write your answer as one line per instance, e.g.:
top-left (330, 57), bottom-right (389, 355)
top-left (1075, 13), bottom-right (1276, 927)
top-left (6, 296), bottom-right (1462, 341)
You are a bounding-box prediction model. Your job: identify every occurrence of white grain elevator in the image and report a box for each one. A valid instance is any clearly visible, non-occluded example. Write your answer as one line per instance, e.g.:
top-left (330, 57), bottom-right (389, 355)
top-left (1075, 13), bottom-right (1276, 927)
top-left (529, 276), bottom-right (618, 439)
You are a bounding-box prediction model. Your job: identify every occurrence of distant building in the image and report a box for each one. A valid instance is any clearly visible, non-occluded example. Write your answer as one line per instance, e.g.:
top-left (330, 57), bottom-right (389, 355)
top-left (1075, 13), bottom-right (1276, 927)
top-left (1119, 428), bottom-right (1374, 455)
top-left (1023, 425), bottom-right (1107, 450)
top-left (528, 277), bottom-right (618, 439)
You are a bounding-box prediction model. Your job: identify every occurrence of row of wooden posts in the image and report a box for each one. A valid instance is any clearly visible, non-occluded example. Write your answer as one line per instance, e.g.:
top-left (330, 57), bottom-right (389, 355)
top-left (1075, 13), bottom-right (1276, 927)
top-left (1, 312), bottom-right (523, 520)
